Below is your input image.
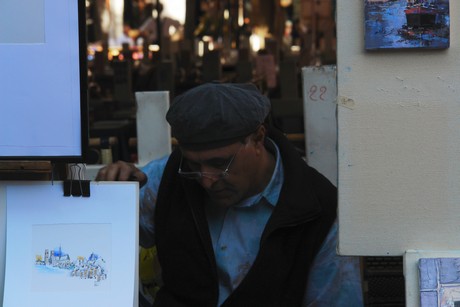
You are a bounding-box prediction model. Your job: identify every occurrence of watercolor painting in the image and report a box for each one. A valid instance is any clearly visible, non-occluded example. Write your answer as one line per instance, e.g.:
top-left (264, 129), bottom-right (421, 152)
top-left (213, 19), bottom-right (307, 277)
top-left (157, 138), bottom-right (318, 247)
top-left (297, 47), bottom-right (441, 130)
top-left (419, 258), bottom-right (460, 306)
top-left (31, 223), bottom-right (112, 292)
top-left (365, 0), bottom-right (450, 50)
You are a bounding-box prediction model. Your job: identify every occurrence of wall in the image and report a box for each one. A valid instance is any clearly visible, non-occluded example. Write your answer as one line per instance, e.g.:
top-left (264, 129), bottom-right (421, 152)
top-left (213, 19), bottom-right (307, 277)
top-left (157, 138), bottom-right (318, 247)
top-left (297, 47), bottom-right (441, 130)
top-left (337, 0), bottom-right (460, 256)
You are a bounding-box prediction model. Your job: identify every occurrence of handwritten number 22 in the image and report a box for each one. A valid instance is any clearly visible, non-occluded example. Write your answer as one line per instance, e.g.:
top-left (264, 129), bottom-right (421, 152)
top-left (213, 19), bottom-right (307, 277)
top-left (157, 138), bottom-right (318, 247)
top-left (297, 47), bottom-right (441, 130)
top-left (309, 85), bottom-right (327, 101)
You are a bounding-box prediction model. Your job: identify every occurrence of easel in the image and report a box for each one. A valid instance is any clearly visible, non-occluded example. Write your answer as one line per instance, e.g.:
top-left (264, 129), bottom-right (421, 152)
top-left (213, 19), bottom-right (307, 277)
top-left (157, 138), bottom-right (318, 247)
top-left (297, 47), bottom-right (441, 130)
top-left (0, 161), bottom-right (59, 181)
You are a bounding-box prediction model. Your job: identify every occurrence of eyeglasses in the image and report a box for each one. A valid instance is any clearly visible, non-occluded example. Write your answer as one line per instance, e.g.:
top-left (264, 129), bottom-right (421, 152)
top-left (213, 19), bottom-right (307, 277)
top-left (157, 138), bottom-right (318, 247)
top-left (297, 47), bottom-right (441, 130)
top-left (178, 144), bottom-right (244, 180)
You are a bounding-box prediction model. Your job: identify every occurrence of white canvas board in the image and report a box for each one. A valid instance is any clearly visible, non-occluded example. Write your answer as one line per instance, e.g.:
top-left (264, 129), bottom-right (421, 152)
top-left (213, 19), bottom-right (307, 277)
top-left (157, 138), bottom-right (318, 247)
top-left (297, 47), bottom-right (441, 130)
top-left (302, 65), bottom-right (337, 186)
top-left (336, 0), bottom-right (460, 256)
top-left (135, 91), bottom-right (172, 166)
top-left (2, 182), bottom-right (139, 307)
top-left (0, 0), bottom-right (83, 158)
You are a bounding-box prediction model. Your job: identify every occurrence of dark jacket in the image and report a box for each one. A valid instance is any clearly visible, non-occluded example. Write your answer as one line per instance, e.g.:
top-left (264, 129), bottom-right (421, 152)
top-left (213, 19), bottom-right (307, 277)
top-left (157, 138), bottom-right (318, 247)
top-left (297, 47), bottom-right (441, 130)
top-left (153, 128), bottom-right (337, 307)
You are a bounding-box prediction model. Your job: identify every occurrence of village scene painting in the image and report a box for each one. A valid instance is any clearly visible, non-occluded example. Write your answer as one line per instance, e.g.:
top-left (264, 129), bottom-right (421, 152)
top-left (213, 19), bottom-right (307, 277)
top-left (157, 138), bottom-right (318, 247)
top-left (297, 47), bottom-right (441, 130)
top-left (31, 223), bottom-right (111, 291)
top-left (35, 245), bottom-right (108, 286)
top-left (365, 0), bottom-right (450, 50)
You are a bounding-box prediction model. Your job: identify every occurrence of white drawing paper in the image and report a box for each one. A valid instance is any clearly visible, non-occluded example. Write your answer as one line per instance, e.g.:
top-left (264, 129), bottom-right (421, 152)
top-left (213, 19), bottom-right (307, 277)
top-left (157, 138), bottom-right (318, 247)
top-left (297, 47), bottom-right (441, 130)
top-left (3, 181), bottom-right (139, 307)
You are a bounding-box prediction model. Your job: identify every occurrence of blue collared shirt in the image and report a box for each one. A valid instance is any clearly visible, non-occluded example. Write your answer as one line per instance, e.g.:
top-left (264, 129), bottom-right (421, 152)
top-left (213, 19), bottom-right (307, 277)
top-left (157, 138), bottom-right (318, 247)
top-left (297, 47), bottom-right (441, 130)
top-left (139, 141), bottom-right (363, 306)
top-left (204, 138), bottom-right (283, 305)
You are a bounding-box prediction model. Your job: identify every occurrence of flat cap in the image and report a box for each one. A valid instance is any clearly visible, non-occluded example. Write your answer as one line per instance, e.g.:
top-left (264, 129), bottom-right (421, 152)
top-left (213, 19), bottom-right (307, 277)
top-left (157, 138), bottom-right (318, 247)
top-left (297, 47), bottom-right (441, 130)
top-left (166, 82), bottom-right (271, 150)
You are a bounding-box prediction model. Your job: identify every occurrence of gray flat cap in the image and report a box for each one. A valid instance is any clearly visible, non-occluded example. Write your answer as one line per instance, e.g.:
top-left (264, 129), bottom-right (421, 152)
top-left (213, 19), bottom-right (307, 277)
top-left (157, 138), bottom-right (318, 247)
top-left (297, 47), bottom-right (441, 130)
top-left (166, 82), bottom-right (271, 150)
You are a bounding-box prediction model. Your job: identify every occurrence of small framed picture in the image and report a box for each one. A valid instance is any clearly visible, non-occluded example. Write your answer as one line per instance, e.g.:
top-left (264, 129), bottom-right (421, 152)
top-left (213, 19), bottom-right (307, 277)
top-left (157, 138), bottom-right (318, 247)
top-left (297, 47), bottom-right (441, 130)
top-left (365, 0), bottom-right (450, 50)
top-left (419, 258), bottom-right (460, 307)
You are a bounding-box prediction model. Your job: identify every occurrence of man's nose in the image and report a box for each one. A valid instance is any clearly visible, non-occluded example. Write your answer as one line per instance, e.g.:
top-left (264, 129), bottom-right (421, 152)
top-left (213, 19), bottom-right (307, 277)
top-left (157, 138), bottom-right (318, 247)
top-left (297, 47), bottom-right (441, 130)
top-left (198, 175), bottom-right (218, 189)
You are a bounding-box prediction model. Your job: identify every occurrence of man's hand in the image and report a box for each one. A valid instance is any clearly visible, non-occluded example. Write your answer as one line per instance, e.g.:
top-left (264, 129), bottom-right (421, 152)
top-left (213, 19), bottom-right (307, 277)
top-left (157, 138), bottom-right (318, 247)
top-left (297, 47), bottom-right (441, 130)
top-left (95, 161), bottom-right (148, 187)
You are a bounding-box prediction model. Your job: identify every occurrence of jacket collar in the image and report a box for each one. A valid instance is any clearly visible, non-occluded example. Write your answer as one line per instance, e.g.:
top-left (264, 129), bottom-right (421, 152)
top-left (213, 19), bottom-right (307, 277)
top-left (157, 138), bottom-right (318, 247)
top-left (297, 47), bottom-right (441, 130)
top-left (261, 128), bottom-right (324, 240)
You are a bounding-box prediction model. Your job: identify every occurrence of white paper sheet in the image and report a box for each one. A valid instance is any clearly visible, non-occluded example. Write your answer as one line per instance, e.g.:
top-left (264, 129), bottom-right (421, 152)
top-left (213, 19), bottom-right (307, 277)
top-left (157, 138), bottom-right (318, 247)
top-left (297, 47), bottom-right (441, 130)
top-left (3, 182), bottom-right (139, 307)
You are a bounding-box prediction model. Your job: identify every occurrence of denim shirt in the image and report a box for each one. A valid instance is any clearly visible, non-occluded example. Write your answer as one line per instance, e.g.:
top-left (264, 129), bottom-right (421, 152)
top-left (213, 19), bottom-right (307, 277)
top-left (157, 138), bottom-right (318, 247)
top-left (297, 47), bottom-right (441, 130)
top-left (139, 141), bottom-right (363, 307)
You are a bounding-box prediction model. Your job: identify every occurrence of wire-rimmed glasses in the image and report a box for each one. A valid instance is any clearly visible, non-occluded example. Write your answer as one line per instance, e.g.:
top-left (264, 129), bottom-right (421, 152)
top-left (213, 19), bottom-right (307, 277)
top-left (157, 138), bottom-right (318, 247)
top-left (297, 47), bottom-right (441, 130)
top-left (178, 144), bottom-right (244, 180)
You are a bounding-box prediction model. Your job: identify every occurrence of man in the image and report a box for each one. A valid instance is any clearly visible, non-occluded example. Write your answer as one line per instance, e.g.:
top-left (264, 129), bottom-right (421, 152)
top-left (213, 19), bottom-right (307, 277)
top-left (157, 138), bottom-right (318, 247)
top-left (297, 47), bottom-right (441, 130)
top-left (96, 82), bottom-right (363, 306)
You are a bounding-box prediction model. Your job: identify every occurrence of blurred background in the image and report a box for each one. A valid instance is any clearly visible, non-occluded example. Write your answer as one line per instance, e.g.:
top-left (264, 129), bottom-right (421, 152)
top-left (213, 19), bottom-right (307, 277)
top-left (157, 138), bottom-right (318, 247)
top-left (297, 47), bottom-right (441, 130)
top-left (85, 0), bottom-right (337, 164)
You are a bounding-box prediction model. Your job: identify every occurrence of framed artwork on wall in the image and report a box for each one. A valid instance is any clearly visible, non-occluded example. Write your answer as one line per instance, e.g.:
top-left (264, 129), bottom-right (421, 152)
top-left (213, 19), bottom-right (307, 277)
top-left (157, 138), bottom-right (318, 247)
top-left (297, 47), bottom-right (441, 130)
top-left (364, 0), bottom-right (450, 50)
top-left (419, 258), bottom-right (460, 306)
